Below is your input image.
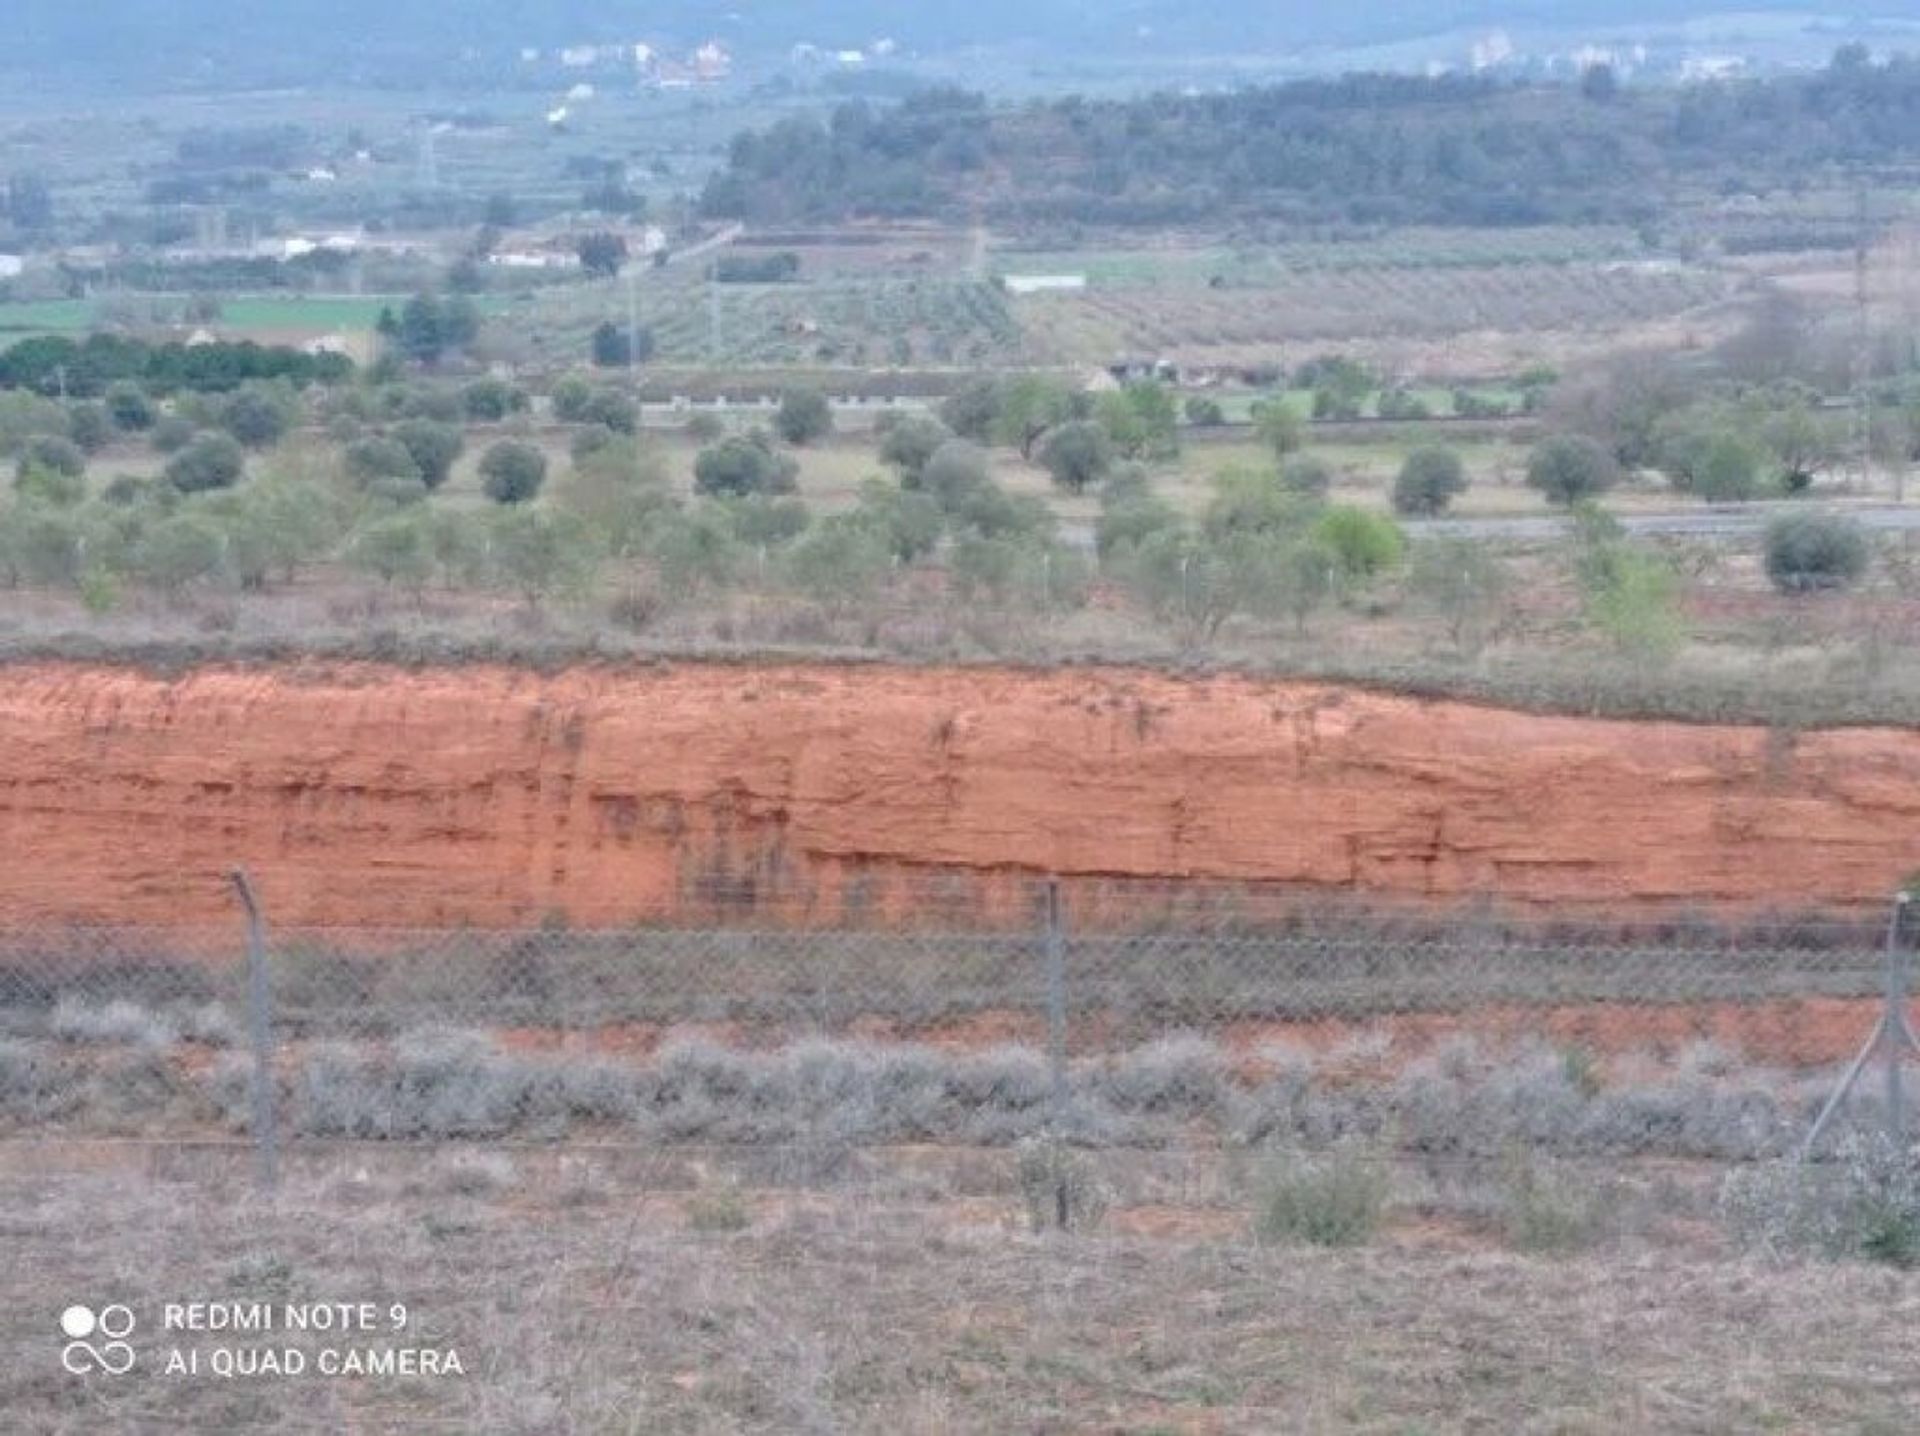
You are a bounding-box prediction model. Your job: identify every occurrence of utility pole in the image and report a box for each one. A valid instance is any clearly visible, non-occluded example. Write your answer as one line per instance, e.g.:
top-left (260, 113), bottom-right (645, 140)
top-left (626, 264), bottom-right (641, 392)
top-left (1852, 186), bottom-right (1883, 497)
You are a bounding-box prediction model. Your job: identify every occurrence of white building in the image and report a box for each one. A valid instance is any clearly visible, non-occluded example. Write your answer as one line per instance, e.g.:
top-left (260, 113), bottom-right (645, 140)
top-left (1003, 274), bottom-right (1088, 295)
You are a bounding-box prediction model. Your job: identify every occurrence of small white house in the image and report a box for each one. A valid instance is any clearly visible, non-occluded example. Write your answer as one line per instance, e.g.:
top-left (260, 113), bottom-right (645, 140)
top-left (1003, 274), bottom-right (1088, 295)
top-left (0, 255), bottom-right (25, 280)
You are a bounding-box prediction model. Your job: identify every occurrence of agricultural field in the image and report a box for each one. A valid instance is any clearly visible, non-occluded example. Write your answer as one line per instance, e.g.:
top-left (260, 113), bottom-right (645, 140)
top-left (514, 273), bottom-right (1023, 369)
top-left (993, 225), bottom-right (1652, 286)
top-left (0, 295), bottom-right (519, 374)
top-left (1014, 262), bottom-right (1742, 369)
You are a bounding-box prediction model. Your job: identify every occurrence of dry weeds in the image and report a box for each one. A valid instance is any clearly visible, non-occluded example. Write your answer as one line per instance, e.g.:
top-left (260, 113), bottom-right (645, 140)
top-left (1, 1145), bottom-right (1916, 1433)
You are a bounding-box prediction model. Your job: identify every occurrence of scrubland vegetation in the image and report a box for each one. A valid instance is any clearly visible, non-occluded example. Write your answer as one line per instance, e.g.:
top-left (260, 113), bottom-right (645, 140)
top-left (0, 338), bottom-right (1913, 727)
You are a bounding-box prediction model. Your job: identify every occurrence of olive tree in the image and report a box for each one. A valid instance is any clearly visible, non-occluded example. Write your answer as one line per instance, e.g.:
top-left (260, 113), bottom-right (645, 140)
top-left (1764, 511), bottom-right (1870, 594)
top-left (1391, 447), bottom-right (1468, 516)
top-left (1526, 434), bottom-right (1620, 507)
top-left (479, 441), bottom-right (549, 505)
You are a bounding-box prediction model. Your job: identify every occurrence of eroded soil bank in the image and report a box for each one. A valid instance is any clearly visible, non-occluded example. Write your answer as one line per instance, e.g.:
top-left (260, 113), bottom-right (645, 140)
top-left (0, 660), bottom-right (1915, 926)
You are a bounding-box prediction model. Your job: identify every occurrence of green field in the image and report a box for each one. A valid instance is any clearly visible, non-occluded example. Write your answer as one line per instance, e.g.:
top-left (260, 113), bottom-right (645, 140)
top-left (0, 294), bottom-right (518, 348)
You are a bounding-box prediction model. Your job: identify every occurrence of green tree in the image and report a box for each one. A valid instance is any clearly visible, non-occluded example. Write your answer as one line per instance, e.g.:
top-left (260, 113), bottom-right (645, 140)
top-left (946, 479), bottom-right (1053, 542)
top-left (916, 438), bottom-right (992, 509)
top-left (853, 479), bottom-right (943, 561)
top-left (486, 507), bottom-right (600, 604)
top-left (576, 232), bottom-right (628, 278)
top-left (1204, 464), bottom-right (1314, 542)
top-left (876, 413), bottom-right (952, 482)
top-left (950, 534), bottom-right (1091, 611)
top-left (16, 434), bottom-right (85, 482)
top-left (1313, 505), bottom-right (1404, 583)
top-left (14, 461), bottom-right (84, 507)
top-left (1096, 382), bottom-right (1179, 460)
top-left (551, 374), bottom-right (595, 423)
top-left (774, 389), bottom-right (833, 446)
top-left (1569, 504), bottom-right (1683, 659)
top-left (590, 322), bottom-right (644, 368)
top-left (1392, 448), bottom-right (1468, 516)
top-left (1527, 435), bottom-right (1619, 507)
top-left (784, 513), bottom-right (891, 607)
top-left (1588, 547), bottom-right (1682, 658)
top-left (222, 477), bottom-right (342, 588)
top-left (150, 415), bottom-right (196, 454)
top-left (65, 402), bottom-right (111, 453)
top-left (693, 433), bottom-right (800, 498)
top-left (131, 512), bottom-right (226, 593)
top-left (105, 382), bottom-right (155, 432)
top-left (1696, 433), bottom-right (1765, 503)
top-left (392, 419), bottom-right (465, 491)
top-left (1253, 398), bottom-right (1306, 460)
top-left (1096, 488), bottom-right (1182, 562)
top-left (0, 502), bottom-right (89, 587)
top-left (939, 378), bottom-right (1002, 443)
top-left (1409, 538), bottom-right (1508, 651)
top-left (992, 375), bottom-right (1079, 458)
top-left (1279, 454), bottom-right (1333, 499)
top-left (582, 389), bottom-right (639, 436)
top-left (462, 377), bottom-right (525, 422)
top-left (1764, 511), bottom-right (1870, 594)
top-left (344, 435), bottom-right (421, 486)
top-left (164, 433), bottom-right (246, 493)
top-left (1761, 400), bottom-right (1834, 495)
top-left (479, 441), bottom-right (549, 505)
top-left (395, 292), bottom-right (478, 365)
top-left (1037, 419), bottom-right (1114, 493)
top-left (219, 383), bottom-right (297, 449)
top-left (347, 511), bottom-right (434, 593)
top-left (722, 494), bottom-right (811, 550)
top-left (647, 507), bottom-right (740, 596)
top-left (553, 447), bottom-right (675, 558)
top-left (1113, 524), bottom-right (1333, 639)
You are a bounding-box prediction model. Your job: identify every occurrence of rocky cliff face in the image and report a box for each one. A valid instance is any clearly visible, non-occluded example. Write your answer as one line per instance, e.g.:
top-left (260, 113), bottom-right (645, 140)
top-left (0, 661), bottom-right (1914, 925)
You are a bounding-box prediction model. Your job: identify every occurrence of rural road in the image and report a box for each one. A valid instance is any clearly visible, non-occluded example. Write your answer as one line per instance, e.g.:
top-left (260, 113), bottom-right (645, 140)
top-left (1059, 503), bottom-right (1920, 552)
top-left (666, 222), bottom-right (744, 269)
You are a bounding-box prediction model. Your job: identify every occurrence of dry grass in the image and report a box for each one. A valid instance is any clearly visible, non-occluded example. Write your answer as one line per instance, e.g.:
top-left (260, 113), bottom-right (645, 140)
top-left (2, 1144), bottom-right (1918, 1432)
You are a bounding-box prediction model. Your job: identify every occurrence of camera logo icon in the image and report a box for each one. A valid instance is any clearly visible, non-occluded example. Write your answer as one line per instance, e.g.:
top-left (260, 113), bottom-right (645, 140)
top-left (60, 1304), bottom-right (136, 1375)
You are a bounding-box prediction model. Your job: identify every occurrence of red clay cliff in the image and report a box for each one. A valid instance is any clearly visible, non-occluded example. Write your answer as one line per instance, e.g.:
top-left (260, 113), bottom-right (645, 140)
top-left (0, 661), bottom-right (1914, 925)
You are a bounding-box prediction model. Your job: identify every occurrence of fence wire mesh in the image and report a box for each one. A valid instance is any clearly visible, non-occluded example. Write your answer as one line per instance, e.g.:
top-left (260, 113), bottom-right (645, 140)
top-left (0, 880), bottom-right (1912, 1164)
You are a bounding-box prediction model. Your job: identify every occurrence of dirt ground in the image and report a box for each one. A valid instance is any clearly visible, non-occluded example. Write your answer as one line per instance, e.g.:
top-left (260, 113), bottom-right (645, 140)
top-left (2, 1142), bottom-right (1917, 1434)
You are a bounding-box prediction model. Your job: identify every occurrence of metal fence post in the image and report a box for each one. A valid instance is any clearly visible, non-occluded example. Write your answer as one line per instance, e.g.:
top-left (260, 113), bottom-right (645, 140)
top-left (1802, 890), bottom-right (1918, 1160)
top-left (1044, 878), bottom-right (1069, 1228)
top-left (229, 869), bottom-right (279, 1193)
top-left (1888, 894), bottom-right (1912, 1143)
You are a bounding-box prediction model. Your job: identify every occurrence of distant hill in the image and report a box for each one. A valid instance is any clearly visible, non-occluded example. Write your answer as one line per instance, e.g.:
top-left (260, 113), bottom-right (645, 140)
top-left (700, 53), bottom-right (1920, 230)
top-left (9, 3), bottom-right (1912, 90)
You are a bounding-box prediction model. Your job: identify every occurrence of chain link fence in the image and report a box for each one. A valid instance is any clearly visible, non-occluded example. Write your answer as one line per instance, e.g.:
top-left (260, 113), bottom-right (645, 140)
top-left (1, 876), bottom-right (1914, 1179)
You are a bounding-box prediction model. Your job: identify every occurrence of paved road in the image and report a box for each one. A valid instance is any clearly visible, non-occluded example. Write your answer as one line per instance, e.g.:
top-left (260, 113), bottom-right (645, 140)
top-left (1404, 503), bottom-right (1920, 541)
top-left (1059, 503), bottom-right (1920, 553)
